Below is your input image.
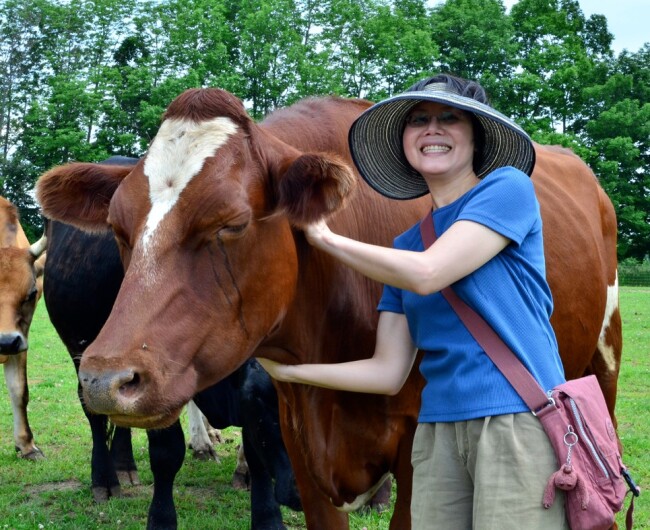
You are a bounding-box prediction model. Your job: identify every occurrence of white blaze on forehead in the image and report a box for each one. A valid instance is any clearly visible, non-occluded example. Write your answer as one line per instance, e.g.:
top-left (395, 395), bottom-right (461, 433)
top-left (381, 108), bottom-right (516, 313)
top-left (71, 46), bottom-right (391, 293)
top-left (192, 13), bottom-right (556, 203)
top-left (597, 272), bottom-right (619, 372)
top-left (142, 116), bottom-right (238, 250)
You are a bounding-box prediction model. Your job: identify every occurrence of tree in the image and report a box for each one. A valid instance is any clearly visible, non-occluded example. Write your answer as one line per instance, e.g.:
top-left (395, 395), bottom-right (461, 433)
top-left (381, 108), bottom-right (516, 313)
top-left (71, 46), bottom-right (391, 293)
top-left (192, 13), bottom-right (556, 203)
top-left (429, 0), bottom-right (516, 94)
top-left (580, 48), bottom-right (650, 260)
top-left (316, 0), bottom-right (383, 98)
top-left (362, 0), bottom-right (436, 100)
top-left (0, 0), bottom-right (50, 161)
top-left (509, 0), bottom-right (597, 133)
top-left (11, 0), bottom-right (141, 167)
top-left (230, 0), bottom-right (307, 117)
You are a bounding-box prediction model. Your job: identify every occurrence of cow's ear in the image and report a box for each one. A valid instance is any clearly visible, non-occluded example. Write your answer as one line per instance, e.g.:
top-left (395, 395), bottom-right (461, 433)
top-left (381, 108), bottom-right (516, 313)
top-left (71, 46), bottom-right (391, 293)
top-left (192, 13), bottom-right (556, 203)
top-left (277, 153), bottom-right (357, 227)
top-left (36, 162), bottom-right (132, 233)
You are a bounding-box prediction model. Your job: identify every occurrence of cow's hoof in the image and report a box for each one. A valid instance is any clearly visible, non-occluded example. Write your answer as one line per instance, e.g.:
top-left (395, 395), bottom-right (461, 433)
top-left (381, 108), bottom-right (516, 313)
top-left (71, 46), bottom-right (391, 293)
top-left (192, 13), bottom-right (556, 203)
top-left (275, 480), bottom-right (302, 512)
top-left (92, 484), bottom-right (122, 503)
top-left (190, 446), bottom-right (219, 462)
top-left (17, 446), bottom-right (45, 461)
top-left (208, 427), bottom-right (224, 444)
top-left (116, 469), bottom-right (140, 486)
top-left (231, 469), bottom-right (250, 490)
top-left (251, 520), bottom-right (286, 530)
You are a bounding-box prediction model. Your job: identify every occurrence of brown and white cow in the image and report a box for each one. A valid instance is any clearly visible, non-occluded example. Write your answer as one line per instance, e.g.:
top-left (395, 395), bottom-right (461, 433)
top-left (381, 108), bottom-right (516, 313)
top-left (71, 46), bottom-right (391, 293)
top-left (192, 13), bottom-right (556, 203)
top-left (35, 89), bottom-right (621, 529)
top-left (0, 197), bottom-right (47, 460)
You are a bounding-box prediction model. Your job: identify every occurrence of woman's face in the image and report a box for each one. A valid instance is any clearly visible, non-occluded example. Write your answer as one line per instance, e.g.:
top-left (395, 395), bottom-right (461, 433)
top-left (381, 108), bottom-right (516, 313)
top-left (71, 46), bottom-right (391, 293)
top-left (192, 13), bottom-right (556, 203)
top-left (402, 101), bottom-right (475, 181)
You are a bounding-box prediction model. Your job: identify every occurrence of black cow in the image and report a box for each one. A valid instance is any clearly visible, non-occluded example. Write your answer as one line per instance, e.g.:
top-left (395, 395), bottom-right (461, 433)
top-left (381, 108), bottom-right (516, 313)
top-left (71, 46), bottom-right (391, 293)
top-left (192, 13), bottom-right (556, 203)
top-left (42, 157), bottom-right (301, 529)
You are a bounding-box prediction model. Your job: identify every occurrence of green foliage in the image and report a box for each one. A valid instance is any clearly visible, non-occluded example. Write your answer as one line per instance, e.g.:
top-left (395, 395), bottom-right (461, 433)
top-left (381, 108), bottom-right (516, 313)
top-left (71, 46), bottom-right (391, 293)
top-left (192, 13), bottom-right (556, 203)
top-left (580, 51), bottom-right (650, 260)
top-left (429, 0), bottom-right (515, 83)
top-left (619, 258), bottom-right (650, 286)
top-left (0, 0), bottom-right (648, 257)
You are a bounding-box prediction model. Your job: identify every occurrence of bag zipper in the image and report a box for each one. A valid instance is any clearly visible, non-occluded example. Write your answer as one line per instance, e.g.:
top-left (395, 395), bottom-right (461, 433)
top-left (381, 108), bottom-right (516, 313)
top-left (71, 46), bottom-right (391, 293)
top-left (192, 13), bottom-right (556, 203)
top-left (568, 396), bottom-right (610, 479)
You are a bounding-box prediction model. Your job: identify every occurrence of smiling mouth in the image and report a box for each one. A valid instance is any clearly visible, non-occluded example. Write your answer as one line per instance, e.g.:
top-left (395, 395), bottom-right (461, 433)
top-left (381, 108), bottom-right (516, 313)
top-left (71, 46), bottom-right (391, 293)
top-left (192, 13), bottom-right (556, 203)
top-left (422, 145), bottom-right (450, 154)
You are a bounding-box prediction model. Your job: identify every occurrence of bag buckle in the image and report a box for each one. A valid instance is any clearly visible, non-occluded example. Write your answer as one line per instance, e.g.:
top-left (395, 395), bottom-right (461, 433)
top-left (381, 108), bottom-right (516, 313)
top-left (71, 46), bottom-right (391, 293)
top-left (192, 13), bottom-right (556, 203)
top-left (532, 397), bottom-right (555, 417)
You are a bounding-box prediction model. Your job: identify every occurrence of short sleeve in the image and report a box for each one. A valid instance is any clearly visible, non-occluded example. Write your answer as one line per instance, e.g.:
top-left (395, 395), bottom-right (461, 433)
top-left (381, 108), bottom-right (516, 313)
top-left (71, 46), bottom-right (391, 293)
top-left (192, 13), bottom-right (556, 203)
top-left (457, 167), bottom-right (539, 246)
top-left (378, 282), bottom-right (404, 313)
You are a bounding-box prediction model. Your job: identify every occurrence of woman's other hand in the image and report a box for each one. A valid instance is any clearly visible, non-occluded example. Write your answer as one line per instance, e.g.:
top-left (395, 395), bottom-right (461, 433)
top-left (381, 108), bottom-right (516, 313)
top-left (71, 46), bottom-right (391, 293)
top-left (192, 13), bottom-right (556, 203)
top-left (303, 219), bottom-right (332, 248)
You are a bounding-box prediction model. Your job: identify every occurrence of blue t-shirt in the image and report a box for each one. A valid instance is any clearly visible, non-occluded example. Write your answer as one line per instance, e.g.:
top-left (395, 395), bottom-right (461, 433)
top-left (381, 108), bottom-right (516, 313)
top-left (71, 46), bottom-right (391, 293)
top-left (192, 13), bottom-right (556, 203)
top-left (378, 167), bottom-right (566, 422)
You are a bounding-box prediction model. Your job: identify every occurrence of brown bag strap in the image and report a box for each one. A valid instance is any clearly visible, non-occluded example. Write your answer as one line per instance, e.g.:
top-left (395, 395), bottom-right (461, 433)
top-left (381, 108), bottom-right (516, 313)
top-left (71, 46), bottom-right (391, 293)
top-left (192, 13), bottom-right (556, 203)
top-left (419, 212), bottom-right (550, 412)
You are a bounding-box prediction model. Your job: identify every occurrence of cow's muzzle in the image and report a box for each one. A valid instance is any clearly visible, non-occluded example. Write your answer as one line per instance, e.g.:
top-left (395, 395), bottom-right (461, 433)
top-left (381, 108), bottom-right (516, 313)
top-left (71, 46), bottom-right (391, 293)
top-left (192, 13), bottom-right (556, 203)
top-left (78, 368), bottom-right (143, 416)
top-left (0, 332), bottom-right (27, 354)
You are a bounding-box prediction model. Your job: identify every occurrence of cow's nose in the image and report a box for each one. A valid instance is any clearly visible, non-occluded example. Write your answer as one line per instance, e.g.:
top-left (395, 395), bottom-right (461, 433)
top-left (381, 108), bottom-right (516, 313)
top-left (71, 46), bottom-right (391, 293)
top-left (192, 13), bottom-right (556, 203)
top-left (0, 332), bottom-right (27, 354)
top-left (78, 368), bottom-right (143, 414)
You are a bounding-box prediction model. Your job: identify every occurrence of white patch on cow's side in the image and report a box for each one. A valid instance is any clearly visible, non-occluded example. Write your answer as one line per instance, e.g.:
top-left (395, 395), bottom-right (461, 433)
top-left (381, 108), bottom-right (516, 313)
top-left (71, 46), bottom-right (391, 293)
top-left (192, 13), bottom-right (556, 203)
top-left (597, 272), bottom-right (619, 372)
top-left (335, 472), bottom-right (392, 512)
top-left (141, 116), bottom-right (238, 251)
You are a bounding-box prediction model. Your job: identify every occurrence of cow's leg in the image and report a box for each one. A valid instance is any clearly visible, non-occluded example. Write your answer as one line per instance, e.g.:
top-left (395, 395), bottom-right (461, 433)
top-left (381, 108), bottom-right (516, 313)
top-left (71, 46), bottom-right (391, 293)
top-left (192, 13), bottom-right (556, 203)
top-left (80, 380), bottom-right (122, 502)
top-left (3, 352), bottom-right (43, 460)
top-left (239, 360), bottom-right (301, 512)
top-left (232, 443), bottom-right (250, 490)
top-left (146, 420), bottom-right (185, 530)
top-left (70, 348), bottom-right (128, 502)
top-left (186, 399), bottom-right (218, 461)
top-left (110, 426), bottom-right (140, 486)
top-left (242, 426), bottom-right (287, 530)
top-left (388, 429), bottom-right (415, 530)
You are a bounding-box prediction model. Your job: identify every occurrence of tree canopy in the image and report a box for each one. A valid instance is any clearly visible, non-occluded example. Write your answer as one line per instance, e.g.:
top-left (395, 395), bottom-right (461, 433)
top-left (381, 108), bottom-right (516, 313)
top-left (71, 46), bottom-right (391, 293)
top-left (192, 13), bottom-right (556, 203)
top-left (0, 0), bottom-right (648, 260)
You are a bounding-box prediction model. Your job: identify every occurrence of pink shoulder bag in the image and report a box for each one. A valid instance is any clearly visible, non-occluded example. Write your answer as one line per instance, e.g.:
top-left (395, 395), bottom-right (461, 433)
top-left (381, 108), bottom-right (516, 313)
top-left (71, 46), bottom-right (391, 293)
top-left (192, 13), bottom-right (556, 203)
top-left (420, 213), bottom-right (640, 530)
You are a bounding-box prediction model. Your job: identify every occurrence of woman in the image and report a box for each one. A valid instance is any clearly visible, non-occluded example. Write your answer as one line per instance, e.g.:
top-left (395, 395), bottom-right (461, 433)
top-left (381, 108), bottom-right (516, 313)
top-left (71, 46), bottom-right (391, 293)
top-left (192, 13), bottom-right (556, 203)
top-left (259, 74), bottom-right (568, 529)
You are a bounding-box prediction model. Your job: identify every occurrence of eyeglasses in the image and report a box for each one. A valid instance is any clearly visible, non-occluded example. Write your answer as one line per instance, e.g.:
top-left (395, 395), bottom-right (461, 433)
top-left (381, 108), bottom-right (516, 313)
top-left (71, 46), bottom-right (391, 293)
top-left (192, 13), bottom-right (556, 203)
top-left (404, 109), bottom-right (467, 128)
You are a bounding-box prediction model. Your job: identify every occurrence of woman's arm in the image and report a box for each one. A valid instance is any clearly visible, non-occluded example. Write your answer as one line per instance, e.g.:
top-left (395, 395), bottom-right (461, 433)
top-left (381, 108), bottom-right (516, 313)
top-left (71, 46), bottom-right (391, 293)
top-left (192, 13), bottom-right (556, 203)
top-left (258, 311), bottom-right (418, 395)
top-left (305, 218), bottom-right (510, 295)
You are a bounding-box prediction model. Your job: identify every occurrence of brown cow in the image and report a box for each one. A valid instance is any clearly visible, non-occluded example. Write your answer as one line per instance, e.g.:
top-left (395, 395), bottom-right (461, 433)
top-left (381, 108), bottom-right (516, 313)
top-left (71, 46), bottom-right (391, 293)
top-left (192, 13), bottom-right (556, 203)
top-left (0, 197), bottom-right (47, 460)
top-left (35, 89), bottom-right (621, 529)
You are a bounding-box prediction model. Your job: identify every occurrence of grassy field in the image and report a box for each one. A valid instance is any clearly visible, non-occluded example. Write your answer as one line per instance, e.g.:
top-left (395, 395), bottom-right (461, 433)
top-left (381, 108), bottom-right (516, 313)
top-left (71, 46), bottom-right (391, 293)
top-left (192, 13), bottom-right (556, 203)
top-left (0, 287), bottom-right (647, 529)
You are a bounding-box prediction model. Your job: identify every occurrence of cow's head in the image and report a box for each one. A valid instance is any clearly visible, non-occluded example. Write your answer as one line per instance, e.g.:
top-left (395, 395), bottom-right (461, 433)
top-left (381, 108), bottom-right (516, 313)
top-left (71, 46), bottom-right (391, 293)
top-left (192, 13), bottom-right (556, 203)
top-left (36, 88), bottom-right (356, 428)
top-left (0, 198), bottom-right (47, 362)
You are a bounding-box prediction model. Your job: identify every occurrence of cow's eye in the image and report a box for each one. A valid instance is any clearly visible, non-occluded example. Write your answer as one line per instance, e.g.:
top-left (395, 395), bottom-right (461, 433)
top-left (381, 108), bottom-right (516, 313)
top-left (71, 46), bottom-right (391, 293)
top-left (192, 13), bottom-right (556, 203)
top-left (217, 222), bottom-right (249, 240)
top-left (113, 233), bottom-right (131, 252)
top-left (24, 288), bottom-right (37, 304)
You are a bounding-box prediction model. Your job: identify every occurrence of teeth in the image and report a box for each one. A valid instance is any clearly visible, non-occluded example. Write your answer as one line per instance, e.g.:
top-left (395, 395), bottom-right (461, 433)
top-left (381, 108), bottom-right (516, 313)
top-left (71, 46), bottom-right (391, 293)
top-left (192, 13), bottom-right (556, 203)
top-left (422, 145), bottom-right (450, 153)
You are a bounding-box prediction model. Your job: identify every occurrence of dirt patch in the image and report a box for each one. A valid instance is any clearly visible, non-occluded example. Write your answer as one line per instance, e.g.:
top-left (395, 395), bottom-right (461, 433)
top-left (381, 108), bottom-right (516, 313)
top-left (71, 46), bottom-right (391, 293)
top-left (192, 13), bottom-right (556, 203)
top-left (26, 479), bottom-right (83, 494)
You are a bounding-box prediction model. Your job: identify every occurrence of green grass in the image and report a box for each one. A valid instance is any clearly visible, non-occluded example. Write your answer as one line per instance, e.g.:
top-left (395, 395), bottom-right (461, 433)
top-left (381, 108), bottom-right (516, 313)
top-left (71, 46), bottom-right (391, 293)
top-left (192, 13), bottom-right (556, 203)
top-left (0, 288), bottom-right (647, 529)
top-left (615, 287), bottom-right (649, 529)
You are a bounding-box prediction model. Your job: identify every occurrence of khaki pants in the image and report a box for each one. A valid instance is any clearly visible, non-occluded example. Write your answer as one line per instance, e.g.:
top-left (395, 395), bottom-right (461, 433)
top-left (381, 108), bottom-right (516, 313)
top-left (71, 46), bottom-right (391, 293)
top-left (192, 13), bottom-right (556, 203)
top-left (410, 413), bottom-right (569, 530)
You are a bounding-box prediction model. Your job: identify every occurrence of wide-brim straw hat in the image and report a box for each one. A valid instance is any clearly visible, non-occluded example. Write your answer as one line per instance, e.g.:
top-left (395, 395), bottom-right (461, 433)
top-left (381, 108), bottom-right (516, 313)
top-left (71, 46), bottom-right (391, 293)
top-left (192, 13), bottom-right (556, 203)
top-left (348, 83), bottom-right (536, 200)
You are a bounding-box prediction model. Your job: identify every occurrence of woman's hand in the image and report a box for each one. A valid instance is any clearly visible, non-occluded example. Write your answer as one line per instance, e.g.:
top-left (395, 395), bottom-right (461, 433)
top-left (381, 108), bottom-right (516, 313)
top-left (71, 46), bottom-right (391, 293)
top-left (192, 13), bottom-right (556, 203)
top-left (303, 219), bottom-right (332, 248)
top-left (257, 313), bottom-right (417, 395)
top-left (257, 358), bottom-right (293, 382)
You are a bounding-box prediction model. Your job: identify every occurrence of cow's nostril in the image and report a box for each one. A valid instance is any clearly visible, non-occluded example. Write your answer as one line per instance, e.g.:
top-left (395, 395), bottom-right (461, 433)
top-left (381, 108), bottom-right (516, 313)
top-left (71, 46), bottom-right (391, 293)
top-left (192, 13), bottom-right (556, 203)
top-left (118, 372), bottom-right (141, 398)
